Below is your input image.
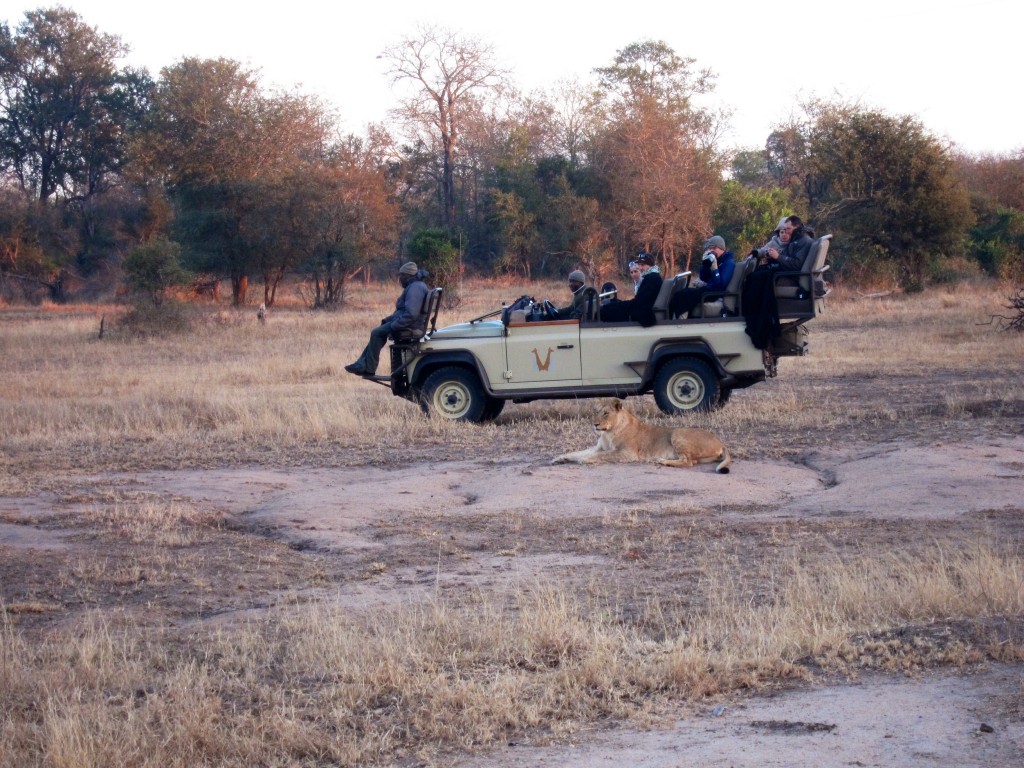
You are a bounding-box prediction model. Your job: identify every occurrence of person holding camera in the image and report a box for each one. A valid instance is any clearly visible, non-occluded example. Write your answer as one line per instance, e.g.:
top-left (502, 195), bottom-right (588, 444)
top-left (749, 215), bottom-right (811, 271)
top-left (669, 235), bottom-right (736, 318)
top-left (740, 216), bottom-right (815, 350)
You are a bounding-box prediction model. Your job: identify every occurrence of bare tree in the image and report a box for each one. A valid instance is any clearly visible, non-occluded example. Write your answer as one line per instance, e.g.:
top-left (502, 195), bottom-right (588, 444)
top-left (381, 25), bottom-right (507, 231)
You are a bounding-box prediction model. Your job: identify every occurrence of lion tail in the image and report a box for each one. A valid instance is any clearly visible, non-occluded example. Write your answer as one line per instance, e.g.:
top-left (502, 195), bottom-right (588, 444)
top-left (715, 446), bottom-right (731, 474)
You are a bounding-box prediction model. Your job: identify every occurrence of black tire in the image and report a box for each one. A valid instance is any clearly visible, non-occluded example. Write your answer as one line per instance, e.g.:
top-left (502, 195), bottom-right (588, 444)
top-left (419, 366), bottom-right (488, 422)
top-left (653, 357), bottom-right (719, 415)
top-left (480, 395), bottom-right (506, 422)
top-left (715, 387), bottom-right (733, 410)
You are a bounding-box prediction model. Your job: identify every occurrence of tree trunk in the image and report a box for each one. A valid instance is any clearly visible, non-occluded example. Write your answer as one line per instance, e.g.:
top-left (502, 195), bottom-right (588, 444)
top-left (232, 274), bottom-right (248, 306)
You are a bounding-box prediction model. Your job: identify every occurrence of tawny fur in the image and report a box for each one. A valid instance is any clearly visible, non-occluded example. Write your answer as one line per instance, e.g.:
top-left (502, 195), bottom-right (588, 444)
top-left (552, 398), bottom-right (731, 473)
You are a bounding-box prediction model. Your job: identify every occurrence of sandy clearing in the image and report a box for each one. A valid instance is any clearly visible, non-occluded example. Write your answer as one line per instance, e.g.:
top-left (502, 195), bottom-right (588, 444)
top-left (80, 435), bottom-right (1024, 557)
top-left (457, 664), bottom-right (1024, 768)
top-left (3, 435), bottom-right (1023, 767)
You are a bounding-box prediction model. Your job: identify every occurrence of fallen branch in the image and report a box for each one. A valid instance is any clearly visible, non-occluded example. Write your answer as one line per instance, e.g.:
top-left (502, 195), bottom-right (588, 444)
top-left (978, 289), bottom-right (1024, 331)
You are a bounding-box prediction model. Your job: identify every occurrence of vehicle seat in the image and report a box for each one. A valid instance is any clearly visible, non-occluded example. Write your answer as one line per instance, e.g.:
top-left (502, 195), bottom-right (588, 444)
top-left (652, 272), bottom-right (691, 322)
top-left (580, 286), bottom-right (600, 322)
top-left (774, 235), bottom-right (831, 318)
top-left (697, 257), bottom-right (754, 318)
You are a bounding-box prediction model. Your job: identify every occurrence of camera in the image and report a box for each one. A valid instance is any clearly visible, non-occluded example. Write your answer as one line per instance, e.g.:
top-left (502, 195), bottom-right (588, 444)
top-left (702, 250), bottom-right (715, 262)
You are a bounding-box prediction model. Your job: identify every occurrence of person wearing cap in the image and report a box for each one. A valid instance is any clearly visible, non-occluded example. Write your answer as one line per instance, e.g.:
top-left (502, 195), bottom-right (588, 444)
top-left (669, 235), bottom-right (736, 318)
top-left (555, 269), bottom-right (589, 320)
top-left (345, 261), bottom-right (429, 377)
top-left (599, 252), bottom-right (663, 326)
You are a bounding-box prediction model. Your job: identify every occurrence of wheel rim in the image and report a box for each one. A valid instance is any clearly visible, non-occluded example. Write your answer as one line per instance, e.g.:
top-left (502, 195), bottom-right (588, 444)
top-left (432, 380), bottom-right (472, 419)
top-left (665, 370), bottom-right (705, 411)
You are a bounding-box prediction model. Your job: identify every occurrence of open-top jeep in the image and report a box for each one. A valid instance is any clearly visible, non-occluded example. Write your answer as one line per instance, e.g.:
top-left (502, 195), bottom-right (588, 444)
top-left (365, 235), bottom-right (832, 422)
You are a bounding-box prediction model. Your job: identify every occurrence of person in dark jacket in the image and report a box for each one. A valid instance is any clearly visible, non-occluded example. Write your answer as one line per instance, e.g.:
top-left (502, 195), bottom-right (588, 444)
top-left (670, 235), bottom-right (736, 318)
top-left (776, 216), bottom-right (813, 270)
top-left (600, 252), bottom-right (663, 326)
top-left (741, 216), bottom-right (815, 349)
top-left (345, 261), bottom-right (429, 376)
top-left (555, 269), bottom-right (588, 319)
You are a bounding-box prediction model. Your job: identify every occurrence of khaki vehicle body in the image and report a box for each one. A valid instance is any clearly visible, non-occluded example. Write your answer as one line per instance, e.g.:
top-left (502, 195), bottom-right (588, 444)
top-left (381, 235), bottom-right (832, 422)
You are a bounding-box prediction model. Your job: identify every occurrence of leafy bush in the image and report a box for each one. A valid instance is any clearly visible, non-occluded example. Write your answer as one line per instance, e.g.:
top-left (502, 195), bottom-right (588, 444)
top-left (123, 237), bottom-right (190, 306)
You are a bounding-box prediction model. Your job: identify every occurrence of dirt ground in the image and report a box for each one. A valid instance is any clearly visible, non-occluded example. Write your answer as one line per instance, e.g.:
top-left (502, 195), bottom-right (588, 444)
top-left (3, 427), bottom-right (1023, 766)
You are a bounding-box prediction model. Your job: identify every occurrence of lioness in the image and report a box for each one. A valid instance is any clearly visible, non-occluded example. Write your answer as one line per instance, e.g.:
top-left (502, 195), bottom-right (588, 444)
top-left (552, 398), bottom-right (731, 473)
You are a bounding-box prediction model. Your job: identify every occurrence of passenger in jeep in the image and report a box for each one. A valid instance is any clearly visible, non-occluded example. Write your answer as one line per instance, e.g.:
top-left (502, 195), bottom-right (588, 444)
top-left (670, 235), bottom-right (736, 318)
top-left (600, 252), bottom-right (663, 326)
top-left (555, 270), bottom-right (588, 319)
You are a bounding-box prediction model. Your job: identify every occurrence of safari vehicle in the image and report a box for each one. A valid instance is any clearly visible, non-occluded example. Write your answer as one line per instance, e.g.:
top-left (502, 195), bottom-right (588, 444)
top-left (366, 235), bottom-right (832, 422)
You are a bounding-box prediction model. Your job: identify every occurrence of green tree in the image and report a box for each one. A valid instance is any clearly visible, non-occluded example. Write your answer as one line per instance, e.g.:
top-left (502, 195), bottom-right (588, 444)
top-left (956, 150), bottom-right (1024, 281)
top-left (122, 235), bottom-right (188, 305)
top-left (407, 227), bottom-right (458, 304)
top-left (968, 196), bottom-right (1024, 281)
top-left (138, 57), bottom-right (329, 305)
top-left (712, 180), bottom-right (797, 256)
top-left (801, 106), bottom-right (973, 289)
top-left (0, 7), bottom-right (148, 202)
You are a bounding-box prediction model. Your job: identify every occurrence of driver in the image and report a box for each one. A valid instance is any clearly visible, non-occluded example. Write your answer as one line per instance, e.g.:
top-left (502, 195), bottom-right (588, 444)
top-left (554, 270), bottom-right (588, 319)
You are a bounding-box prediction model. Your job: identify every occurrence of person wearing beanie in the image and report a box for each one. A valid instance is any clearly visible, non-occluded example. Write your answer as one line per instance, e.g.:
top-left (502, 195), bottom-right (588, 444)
top-left (670, 236), bottom-right (736, 319)
top-left (600, 252), bottom-right (663, 327)
top-left (703, 235), bottom-right (727, 252)
top-left (345, 261), bottom-right (429, 376)
top-left (555, 269), bottom-right (589, 319)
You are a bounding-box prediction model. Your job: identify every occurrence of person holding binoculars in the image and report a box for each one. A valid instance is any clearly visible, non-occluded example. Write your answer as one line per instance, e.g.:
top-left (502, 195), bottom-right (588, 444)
top-left (669, 235), bottom-right (736, 319)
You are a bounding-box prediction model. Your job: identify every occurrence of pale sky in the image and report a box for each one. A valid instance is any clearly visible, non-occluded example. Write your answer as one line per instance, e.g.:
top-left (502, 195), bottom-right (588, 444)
top-left (9, 0), bottom-right (1022, 155)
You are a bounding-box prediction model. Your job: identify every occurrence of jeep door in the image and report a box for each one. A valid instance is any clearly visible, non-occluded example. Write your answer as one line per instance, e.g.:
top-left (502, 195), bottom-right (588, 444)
top-left (578, 324), bottom-right (648, 384)
top-left (503, 319), bottom-right (583, 385)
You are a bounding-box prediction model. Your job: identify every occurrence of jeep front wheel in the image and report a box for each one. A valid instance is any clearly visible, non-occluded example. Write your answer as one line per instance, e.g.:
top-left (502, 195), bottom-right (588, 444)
top-left (419, 367), bottom-right (488, 422)
top-left (653, 357), bottom-right (719, 414)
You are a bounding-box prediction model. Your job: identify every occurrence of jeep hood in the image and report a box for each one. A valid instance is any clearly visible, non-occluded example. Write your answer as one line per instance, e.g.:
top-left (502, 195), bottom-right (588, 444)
top-left (430, 320), bottom-right (504, 339)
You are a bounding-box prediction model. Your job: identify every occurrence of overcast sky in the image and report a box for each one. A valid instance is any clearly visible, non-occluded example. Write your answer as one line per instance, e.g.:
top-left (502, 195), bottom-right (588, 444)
top-left (16, 0), bottom-right (1022, 155)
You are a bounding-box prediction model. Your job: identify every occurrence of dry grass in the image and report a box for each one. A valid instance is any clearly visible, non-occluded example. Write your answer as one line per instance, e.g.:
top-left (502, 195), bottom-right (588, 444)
top-left (2, 279), bottom-right (1024, 766)
top-left (2, 539), bottom-right (1021, 767)
top-left (2, 279), bottom-right (1021, 479)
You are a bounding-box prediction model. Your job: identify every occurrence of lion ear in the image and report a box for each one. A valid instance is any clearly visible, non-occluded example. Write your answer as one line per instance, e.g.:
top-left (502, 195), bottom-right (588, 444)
top-left (612, 399), bottom-right (623, 411)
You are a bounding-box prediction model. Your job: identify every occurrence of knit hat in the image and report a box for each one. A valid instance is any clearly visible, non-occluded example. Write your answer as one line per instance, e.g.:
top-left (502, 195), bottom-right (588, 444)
top-left (703, 235), bottom-right (726, 252)
top-left (635, 252), bottom-right (655, 266)
top-left (568, 269), bottom-right (586, 284)
top-left (399, 261), bottom-right (418, 276)
top-left (776, 216), bottom-right (789, 231)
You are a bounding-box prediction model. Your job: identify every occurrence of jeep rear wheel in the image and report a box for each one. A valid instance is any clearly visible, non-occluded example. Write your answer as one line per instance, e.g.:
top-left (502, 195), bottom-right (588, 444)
top-left (480, 395), bottom-right (505, 422)
top-left (653, 357), bottom-right (719, 414)
top-left (419, 367), bottom-right (488, 422)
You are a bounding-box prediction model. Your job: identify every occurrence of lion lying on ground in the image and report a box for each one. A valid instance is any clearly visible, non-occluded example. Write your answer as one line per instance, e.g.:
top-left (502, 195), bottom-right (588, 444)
top-left (552, 398), bottom-right (731, 473)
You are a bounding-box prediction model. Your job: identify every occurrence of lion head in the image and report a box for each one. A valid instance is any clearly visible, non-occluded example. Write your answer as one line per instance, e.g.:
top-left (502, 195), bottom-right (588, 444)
top-left (594, 398), bottom-right (631, 433)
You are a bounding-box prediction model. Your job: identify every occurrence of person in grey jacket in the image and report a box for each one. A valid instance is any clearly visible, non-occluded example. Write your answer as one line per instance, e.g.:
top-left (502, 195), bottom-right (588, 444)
top-left (345, 261), bottom-right (429, 377)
